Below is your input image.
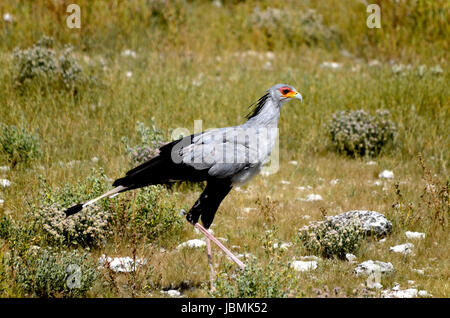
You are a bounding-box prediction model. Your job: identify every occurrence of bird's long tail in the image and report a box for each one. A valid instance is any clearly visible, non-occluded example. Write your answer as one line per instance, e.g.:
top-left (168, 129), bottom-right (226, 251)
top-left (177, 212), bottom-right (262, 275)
top-left (64, 185), bottom-right (127, 217)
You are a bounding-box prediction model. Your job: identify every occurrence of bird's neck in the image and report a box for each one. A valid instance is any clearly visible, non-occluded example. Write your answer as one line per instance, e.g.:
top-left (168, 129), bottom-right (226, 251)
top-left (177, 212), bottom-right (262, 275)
top-left (244, 98), bottom-right (281, 128)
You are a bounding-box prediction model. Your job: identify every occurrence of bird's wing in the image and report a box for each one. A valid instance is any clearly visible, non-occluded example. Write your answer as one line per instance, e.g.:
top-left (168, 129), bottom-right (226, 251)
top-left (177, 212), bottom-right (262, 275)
top-left (177, 127), bottom-right (260, 179)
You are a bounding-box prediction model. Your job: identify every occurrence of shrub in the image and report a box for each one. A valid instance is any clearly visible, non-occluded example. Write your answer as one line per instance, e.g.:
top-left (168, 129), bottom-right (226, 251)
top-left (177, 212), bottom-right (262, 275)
top-left (213, 260), bottom-right (297, 298)
top-left (0, 123), bottom-right (42, 167)
top-left (299, 218), bottom-right (365, 259)
top-left (12, 36), bottom-right (83, 91)
top-left (114, 185), bottom-right (183, 242)
top-left (121, 120), bottom-right (167, 166)
top-left (327, 109), bottom-right (396, 157)
top-left (29, 170), bottom-right (112, 247)
top-left (250, 7), bottom-right (340, 48)
top-left (10, 248), bottom-right (98, 298)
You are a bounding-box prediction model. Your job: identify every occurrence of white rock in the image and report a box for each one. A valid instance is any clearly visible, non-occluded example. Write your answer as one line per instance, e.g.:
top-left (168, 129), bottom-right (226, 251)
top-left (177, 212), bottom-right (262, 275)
top-left (299, 255), bottom-right (321, 262)
top-left (98, 255), bottom-right (147, 272)
top-left (382, 288), bottom-right (418, 298)
top-left (288, 160), bottom-right (298, 166)
top-left (273, 242), bottom-right (292, 250)
top-left (0, 179), bottom-right (11, 188)
top-left (355, 260), bottom-right (394, 276)
top-left (330, 179), bottom-right (339, 185)
top-left (328, 210), bottom-right (392, 236)
top-left (412, 268), bottom-right (425, 275)
top-left (162, 289), bottom-right (181, 297)
top-left (378, 170), bottom-right (394, 179)
top-left (301, 194), bottom-right (323, 202)
top-left (405, 231), bottom-right (425, 239)
top-left (291, 260), bottom-right (317, 272)
top-left (121, 49), bottom-right (137, 58)
top-left (321, 61), bottom-right (342, 69)
top-left (418, 290), bottom-right (432, 297)
top-left (390, 243), bottom-right (414, 255)
top-left (125, 71), bottom-right (133, 78)
top-left (346, 253), bottom-right (357, 263)
top-left (237, 253), bottom-right (256, 260)
top-left (177, 239), bottom-right (206, 249)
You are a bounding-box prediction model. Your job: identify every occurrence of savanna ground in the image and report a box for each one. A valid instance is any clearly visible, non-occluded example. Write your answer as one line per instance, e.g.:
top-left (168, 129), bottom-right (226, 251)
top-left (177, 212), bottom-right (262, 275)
top-left (0, 0), bottom-right (448, 298)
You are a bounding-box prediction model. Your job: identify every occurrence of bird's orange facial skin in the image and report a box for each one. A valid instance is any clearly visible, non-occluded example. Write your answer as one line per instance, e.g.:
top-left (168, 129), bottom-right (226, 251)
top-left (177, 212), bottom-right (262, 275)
top-left (279, 86), bottom-right (297, 98)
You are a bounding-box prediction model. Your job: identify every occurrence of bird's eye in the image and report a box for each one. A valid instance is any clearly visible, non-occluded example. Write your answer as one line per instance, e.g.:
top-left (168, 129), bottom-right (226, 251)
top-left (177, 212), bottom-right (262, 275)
top-left (282, 88), bottom-right (290, 95)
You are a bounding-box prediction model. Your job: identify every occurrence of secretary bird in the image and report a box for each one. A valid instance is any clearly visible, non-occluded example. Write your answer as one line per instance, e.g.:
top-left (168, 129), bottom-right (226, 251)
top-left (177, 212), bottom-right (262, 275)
top-left (64, 84), bottom-right (302, 288)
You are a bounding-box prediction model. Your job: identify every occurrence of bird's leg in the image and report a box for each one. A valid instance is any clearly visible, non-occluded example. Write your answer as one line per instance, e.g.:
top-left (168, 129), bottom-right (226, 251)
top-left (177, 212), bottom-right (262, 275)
top-left (194, 223), bottom-right (245, 270)
top-left (205, 237), bottom-right (216, 292)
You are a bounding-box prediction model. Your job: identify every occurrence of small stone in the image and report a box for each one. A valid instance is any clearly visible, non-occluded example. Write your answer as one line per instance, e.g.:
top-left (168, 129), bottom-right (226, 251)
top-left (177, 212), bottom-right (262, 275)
top-left (390, 243), bottom-right (414, 255)
top-left (382, 288), bottom-right (418, 298)
top-left (418, 290), bottom-right (432, 297)
top-left (330, 179), bottom-right (339, 185)
top-left (0, 179), bottom-right (11, 188)
top-left (346, 253), bottom-right (357, 263)
top-left (3, 13), bottom-right (13, 23)
top-left (300, 194), bottom-right (323, 202)
top-left (121, 49), bottom-right (137, 58)
top-left (125, 71), bottom-right (133, 78)
top-left (162, 289), bottom-right (181, 297)
top-left (321, 61), bottom-right (342, 69)
top-left (327, 210), bottom-right (392, 236)
top-left (405, 231), bottom-right (425, 239)
top-left (177, 239), bottom-right (206, 250)
top-left (355, 260), bottom-right (394, 276)
top-left (412, 268), bottom-right (424, 275)
top-left (291, 260), bottom-right (317, 272)
top-left (273, 242), bottom-right (292, 250)
top-left (0, 166), bottom-right (10, 172)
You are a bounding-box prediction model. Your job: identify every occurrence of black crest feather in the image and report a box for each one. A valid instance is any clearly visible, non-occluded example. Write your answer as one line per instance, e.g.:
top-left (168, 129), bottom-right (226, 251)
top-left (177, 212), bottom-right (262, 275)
top-left (245, 92), bottom-right (270, 119)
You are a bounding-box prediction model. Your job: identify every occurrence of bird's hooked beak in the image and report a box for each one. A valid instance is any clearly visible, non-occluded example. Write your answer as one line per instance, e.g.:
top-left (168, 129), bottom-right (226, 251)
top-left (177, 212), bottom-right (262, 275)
top-left (285, 90), bottom-right (303, 103)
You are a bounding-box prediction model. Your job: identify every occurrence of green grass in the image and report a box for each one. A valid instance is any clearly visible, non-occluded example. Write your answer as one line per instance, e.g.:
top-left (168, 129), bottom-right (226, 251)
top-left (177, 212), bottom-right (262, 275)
top-left (0, 0), bottom-right (448, 297)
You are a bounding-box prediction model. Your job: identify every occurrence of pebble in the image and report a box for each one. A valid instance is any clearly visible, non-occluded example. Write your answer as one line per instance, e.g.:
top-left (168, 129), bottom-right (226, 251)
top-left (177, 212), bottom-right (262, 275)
top-left (405, 231), bottom-right (425, 239)
top-left (177, 239), bottom-right (206, 250)
top-left (291, 260), bottom-right (318, 272)
top-left (378, 170), bottom-right (394, 179)
top-left (390, 243), bottom-right (414, 255)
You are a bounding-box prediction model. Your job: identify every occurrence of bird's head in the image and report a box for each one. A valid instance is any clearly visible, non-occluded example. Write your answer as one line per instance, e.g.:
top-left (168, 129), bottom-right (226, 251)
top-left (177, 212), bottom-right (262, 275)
top-left (269, 84), bottom-right (303, 104)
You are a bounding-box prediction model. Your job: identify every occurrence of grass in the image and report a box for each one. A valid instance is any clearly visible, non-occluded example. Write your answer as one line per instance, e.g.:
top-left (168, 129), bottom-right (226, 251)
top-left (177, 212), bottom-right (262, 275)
top-left (0, 0), bottom-right (448, 297)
